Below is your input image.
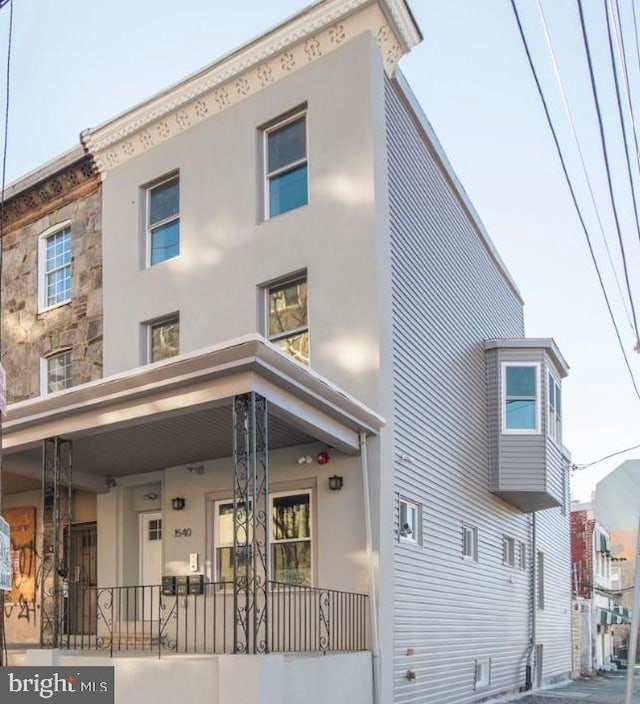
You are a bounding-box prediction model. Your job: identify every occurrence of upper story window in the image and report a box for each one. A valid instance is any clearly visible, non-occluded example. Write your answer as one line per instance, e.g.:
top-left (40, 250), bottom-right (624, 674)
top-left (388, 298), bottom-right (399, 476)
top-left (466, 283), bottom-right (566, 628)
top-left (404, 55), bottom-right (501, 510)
top-left (41, 350), bottom-right (72, 395)
top-left (502, 363), bottom-right (540, 433)
top-left (266, 276), bottom-right (309, 365)
top-left (38, 224), bottom-right (72, 311)
top-left (265, 112), bottom-right (308, 218)
top-left (147, 175), bottom-right (180, 265)
top-left (548, 372), bottom-right (562, 443)
top-left (399, 497), bottom-right (420, 545)
top-left (146, 315), bottom-right (179, 363)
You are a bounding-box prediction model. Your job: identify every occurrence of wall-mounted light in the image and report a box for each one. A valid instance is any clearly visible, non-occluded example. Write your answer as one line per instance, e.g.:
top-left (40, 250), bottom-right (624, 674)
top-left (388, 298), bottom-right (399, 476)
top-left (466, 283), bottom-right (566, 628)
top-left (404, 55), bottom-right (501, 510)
top-left (328, 475), bottom-right (343, 491)
top-left (188, 465), bottom-right (204, 475)
top-left (296, 455), bottom-right (313, 465)
top-left (171, 497), bottom-right (186, 511)
top-left (144, 492), bottom-right (159, 501)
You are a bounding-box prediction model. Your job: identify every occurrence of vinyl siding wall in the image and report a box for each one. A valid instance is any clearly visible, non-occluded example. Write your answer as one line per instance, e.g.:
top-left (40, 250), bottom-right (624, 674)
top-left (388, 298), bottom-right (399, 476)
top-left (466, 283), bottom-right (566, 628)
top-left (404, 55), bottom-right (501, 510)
top-left (384, 77), bottom-right (570, 703)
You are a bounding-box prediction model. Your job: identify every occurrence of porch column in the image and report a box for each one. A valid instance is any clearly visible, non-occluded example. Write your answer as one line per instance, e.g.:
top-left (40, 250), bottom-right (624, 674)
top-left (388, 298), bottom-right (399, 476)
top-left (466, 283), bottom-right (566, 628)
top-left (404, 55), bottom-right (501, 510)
top-left (232, 393), bottom-right (269, 654)
top-left (40, 437), bottom-right (72, 648)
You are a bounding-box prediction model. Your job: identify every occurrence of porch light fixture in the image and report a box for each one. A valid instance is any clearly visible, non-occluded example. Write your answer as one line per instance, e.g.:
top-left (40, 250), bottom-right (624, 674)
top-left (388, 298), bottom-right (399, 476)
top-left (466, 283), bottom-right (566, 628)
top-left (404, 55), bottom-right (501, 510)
top-left (188, 465), bottom-right (204, 475)
top-left (144, 492), bottom-right (159, 501)
top-left (171, 497), bottom-right (186, 510)
top-left (296, 455), bottom-right (313, 465)
top-left (328, 475), bottom-right (343, 491)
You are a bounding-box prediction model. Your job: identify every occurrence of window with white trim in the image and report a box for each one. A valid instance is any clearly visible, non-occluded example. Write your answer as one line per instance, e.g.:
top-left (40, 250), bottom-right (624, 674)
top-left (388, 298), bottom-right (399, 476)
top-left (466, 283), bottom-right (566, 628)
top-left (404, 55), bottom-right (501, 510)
top-left (474, 658), bottom-right (491, 690)
top-left (213, 491), bottom-right (313, 586)
top-left (271, 490), bottom-right (312, 586)
top-left (265, 111), bottom-right (308, 218)
top-left (213, 499), bottom-right (251, 584)
top-left (146, 174), bottom-right (179, 265)
top-left (266, 275), bottom-right (309, 365)
top-left (38, 225), bottom-right (72, 311)
top-left (145, 315), bottom-right (179, 363)
top-left (42, 350), bottom-right (72, 395)
top-left (399, 498), bottom-right (420, 544)
top-left (518, 541), bottom-right (527, 571)
top-left (548, 372), bottom-right (562, 442)
top-left (502, 363), bottom-right (540, 433)
top-left (502, 536), bottom-right (515, 567)
top-left (462, 524), bottom-right (478, 561)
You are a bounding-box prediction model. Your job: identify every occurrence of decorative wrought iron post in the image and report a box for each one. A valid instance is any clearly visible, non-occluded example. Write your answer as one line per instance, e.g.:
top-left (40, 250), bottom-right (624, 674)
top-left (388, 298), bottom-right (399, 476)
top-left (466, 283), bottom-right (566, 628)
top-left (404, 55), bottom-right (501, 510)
top-left (40, 437), bottom-right (72, 647)
top-left (232, 393), bottom-right (268, 654)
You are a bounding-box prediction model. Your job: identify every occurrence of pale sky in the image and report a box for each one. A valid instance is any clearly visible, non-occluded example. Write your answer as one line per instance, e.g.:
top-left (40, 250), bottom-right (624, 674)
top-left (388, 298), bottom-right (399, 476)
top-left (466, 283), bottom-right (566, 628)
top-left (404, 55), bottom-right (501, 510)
top-left (1, 0), bottom-right (639, 501)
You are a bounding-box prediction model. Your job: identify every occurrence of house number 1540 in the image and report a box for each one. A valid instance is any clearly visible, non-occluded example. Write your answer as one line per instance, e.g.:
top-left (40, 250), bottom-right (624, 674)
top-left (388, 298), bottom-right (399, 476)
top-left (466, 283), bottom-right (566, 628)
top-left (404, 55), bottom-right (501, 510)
top-left (174, 528), bottom-right (192, 538)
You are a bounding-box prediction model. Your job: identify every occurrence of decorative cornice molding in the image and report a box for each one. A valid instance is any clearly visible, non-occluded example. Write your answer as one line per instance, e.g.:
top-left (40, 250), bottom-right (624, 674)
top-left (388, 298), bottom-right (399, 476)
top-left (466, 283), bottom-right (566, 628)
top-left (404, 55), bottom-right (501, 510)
top-left (1, 155), bottom-right (99, 235)
top-left (82, 0), bottom-right (421, 174)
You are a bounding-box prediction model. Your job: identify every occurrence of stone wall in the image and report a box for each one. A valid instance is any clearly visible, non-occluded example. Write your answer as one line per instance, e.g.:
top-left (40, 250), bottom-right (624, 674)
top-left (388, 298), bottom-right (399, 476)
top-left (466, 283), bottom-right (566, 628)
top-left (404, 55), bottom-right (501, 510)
top-left (1, 157), bottom-right (102, 403)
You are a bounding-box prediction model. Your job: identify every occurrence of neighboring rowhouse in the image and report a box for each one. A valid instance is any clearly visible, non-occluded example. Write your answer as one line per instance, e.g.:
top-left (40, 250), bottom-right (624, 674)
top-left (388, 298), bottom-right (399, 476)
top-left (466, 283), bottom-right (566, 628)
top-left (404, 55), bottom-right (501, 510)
top-left (1, 1), bottom-right (573, 703)
top-left (570, 504), bottom-right (630, 673)
top-left (0, 146), bottom-right (102, 646)
top-left (595, 459), bottom-right (639, 663)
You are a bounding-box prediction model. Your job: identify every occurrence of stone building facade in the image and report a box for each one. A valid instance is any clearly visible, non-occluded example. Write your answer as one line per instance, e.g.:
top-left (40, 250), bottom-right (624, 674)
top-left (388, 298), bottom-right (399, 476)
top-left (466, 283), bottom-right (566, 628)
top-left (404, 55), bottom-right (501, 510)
top-left (1, 147), bottom-right (102, 402)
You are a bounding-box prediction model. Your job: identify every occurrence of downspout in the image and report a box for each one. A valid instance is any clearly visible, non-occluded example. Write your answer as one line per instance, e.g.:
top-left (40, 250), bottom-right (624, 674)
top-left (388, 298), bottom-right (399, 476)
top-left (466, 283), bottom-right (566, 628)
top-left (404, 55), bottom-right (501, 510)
top-left (360, 433), bottom-right (381, 704)
top-left (525, 511), bottom-right (537, 690)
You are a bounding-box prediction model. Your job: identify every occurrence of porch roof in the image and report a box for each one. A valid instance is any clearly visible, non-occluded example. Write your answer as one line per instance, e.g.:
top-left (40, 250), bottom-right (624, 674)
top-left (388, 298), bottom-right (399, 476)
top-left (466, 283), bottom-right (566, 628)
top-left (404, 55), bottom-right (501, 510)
top-left (3, 335), bottom-right (384, 493)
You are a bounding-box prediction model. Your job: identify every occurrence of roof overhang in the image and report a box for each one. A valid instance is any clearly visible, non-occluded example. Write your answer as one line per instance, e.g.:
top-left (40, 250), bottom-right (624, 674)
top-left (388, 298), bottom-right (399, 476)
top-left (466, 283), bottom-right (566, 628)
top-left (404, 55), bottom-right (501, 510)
top-left (3, 336), bottom-right (384, 491)
top-left (484, 337), bottom-right (570, 378)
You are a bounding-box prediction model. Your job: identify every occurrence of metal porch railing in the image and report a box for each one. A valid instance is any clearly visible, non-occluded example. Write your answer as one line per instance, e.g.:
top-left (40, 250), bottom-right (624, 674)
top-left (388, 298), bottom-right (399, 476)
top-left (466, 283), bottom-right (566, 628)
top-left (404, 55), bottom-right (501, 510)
top-left (61, 581), bottom-right (368, 657)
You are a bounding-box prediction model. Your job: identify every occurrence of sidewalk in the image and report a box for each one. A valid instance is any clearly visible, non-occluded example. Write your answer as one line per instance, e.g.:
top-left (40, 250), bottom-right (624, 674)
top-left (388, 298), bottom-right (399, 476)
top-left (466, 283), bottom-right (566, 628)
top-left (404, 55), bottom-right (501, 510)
top-left (515, 669), bottom-right (640, 704)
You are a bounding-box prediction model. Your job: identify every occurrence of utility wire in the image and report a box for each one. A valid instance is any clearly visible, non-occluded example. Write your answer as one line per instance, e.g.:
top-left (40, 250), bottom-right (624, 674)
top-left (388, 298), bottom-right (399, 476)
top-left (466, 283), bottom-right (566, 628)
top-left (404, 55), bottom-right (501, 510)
top-left (577, 0), bottom-right (640, 351)
top-left (603, 0), bottom-right (640, 268)
top-left (632, 0), bottom-right (640, 114)
top-left (534, 0), bottom-right (636, 335)
top-left (0, 0), bottom-right (13, 669)
top-left (509, 0), bottom-right (640, 402)
top-left (609, 0), bottom-right (640, 171)
top-left (573, 441), bottom-right (640, 469)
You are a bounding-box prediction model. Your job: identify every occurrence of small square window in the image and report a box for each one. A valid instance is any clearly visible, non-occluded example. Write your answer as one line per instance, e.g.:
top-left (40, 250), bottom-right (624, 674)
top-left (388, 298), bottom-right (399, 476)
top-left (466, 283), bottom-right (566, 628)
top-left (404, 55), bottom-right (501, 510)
top-left (147, 175), bottom-right (179, 266)
top-left (146, 315), bottom-right (179, 363)
top-left (502, 536), bottom-right (515, 567)
top-left (399, 498), bottom-right (420, 544)
top-left (38, 225), bottom-right (72, 311)
top-left (265, 113), bottom-right (308, 218)
top-left (462, 524), bottom-right (478, 561)
top-left (148, 519), bottom-right (162, 541)
top-left (42, 351), bottom-right (72, 395)
top-left (266, 276), bottom-right (309, 365)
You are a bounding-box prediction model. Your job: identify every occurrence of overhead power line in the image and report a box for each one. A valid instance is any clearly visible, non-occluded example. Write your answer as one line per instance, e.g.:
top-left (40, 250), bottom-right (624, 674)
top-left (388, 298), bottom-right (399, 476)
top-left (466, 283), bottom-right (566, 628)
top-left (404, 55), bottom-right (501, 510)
top-left (573, 441), bottom-right (640, 469)
top-left (509, 0), bottom-right (640, 402)
top-left (577, 0), bottom-right (640, 351)
top-left (534, 0), bottom-right (637, 335)
top-left (609, 0), bottom-right (640, 172)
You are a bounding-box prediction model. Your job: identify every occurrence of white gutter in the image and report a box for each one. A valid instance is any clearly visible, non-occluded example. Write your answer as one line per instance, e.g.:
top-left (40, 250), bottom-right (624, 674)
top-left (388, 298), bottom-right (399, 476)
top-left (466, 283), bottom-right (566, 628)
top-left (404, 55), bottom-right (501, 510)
top-left (360, 433), bottom-right (380, 704)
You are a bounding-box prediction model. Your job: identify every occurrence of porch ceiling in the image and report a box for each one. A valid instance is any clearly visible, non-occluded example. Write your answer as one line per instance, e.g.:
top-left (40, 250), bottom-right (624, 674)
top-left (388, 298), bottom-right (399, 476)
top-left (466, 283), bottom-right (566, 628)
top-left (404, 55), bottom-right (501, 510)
top-left (2, 336), bottom-right (384, 492)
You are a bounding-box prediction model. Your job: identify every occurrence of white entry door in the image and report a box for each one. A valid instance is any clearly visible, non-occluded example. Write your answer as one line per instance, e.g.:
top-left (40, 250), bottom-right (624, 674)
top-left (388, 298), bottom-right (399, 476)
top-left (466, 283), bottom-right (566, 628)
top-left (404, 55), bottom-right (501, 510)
top-left (139, 511), bottom-right (163, 620)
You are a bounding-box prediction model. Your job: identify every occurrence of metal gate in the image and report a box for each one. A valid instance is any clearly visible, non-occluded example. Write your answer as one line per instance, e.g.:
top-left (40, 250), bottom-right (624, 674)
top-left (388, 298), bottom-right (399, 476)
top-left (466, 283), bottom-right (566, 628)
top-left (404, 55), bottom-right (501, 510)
top-left (65, 522), bottom-right (97, 636)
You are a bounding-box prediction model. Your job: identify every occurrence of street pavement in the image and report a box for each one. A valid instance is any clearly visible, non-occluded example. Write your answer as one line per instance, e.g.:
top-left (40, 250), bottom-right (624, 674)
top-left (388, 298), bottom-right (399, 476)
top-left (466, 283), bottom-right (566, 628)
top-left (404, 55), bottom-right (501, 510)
top-left (513, 669), bottom-right (640, 704)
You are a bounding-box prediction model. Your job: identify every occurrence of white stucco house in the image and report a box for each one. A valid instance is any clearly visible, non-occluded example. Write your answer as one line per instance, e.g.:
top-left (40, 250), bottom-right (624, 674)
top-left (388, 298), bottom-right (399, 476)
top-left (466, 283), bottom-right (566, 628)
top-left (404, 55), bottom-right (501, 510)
top-left (1, 1), bottom-right (573, 702)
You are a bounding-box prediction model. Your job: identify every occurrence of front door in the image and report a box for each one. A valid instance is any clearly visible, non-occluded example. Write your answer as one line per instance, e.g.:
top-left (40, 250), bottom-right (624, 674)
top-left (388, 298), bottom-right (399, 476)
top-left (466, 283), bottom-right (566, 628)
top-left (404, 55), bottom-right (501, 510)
top-left (66, 522), bottom-right (97, 635)
top-left (139, 511), bottom-right (162, 619)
